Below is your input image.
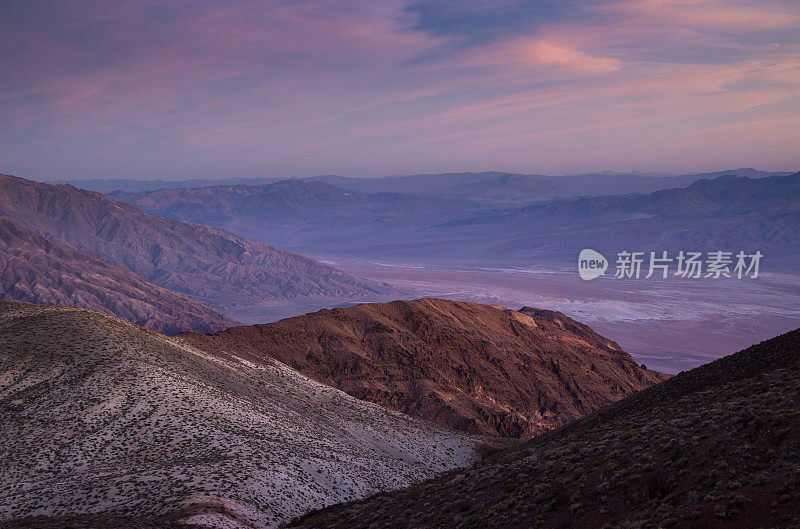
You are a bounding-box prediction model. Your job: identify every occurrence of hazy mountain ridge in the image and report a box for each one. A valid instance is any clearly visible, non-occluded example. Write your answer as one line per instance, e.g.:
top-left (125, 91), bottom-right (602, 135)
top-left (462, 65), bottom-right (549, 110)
top-left (0, 301), bottom-right (482, 529)
top-left (423, 171), bottom-right (800, 262)
top-left (0, 174), bottom-right (398, 312)
top-left (45, 176), bottom-right (281, 193)
top-left (109, 179), bottom-right (484, 227)
top-left (305, 169), bottom-right (788, 204)
top-left (290, 326), bottom-right (800, 529)
top-left (60, 168), bottom-right (788, 207)
top-left (518, 172), bottom-right (800, 219)
top-left (101, 170), bottom-right (799, 263)
top-left (106, 179), bottom-right (488, 251)
top-left (0, 216), bottom-right (237, 333)
top-left (182, 298), bottom-right (667, 439)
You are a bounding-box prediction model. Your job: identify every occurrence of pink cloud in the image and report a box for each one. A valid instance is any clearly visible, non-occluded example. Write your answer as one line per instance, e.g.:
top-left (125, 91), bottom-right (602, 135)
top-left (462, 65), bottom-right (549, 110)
top-left (605, 0), bottom-right (800, 31)
top-left (1, 0), bottom-right (798, 179)
top-left (458, 36), bottom-right (622, 77)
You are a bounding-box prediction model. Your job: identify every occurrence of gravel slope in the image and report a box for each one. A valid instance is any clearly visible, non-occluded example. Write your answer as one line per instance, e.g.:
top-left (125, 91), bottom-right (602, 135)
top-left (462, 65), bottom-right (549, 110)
top-left (0, 302), bottom-right (482, 529)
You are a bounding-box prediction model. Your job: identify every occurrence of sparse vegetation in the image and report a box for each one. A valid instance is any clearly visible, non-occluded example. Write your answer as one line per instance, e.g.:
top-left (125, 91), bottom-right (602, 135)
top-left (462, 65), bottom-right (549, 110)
top-left (0, 302), bottom-right (482, 528)
top-left (288, 328), bottom-right (800, 529)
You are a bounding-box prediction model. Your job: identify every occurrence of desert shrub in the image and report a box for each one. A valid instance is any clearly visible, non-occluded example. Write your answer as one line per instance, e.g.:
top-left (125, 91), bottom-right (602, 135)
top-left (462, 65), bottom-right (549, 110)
top-left (457, 500), bottom-right (472, 513)
top-left (642, 473), bottom-right (673, 500)
top-left (475, 443), bottom-right (502, 461)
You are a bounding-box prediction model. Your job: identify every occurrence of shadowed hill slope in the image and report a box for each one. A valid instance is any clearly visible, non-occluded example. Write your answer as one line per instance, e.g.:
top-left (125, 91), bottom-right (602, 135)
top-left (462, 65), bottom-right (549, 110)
top-left (0, 302), bottom-right (481, 529)
top-left (289, 327), bottom-right (800, 529)
top-left (0, 215), bottom-right (237, 334)
top-left (183, 298), bottom-right (667, 438)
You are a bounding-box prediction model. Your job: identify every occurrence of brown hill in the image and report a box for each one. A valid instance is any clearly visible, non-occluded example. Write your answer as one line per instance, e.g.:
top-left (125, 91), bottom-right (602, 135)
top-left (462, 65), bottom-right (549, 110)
top-left (0, 173), bottom-right (396, 311)
top-left (182, 298), bottom-right (667, 438)
top-left (289, 327), bottom-right (800, 529)
top-left (0, 215), bottom-right (236, 333)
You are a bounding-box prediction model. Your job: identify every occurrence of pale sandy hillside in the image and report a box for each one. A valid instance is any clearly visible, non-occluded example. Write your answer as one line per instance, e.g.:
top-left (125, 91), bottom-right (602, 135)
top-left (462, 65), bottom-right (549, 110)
top-left (0, 302), bottom-right (482, 529)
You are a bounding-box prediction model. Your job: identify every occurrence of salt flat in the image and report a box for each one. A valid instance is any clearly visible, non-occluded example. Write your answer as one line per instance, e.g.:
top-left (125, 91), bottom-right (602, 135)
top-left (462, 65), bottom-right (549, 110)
top-left (300, 257), bottom-right (800, 374)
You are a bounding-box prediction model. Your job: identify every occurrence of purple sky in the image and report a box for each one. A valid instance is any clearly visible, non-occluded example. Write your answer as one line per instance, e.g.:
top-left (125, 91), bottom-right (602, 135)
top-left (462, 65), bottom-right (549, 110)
top-left (2, 0), bottom-right (799, 180)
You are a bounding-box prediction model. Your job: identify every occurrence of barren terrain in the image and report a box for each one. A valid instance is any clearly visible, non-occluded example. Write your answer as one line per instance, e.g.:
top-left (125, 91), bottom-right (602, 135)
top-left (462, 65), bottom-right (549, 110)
top-left (291, 326), bottom-right (800, 529)
top-left (0, 302), bottom-right (481, 528)
top-left (184, 299), bottom-right (666, 438)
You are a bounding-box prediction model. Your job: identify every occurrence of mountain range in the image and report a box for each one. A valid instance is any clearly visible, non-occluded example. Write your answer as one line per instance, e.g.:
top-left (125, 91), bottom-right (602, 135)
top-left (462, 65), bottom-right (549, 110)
top-left (67, 168), bottom-right (790, 204)
top-left (182, 299), bottom-right (666, 438)
top-left (107, 179), bottom-right (486, 254)
top-left (3, 299), bottom-right (796, 529)
top-left (519, 171), bottom-right (800, 218)
top-left (0, 299), bottom-right (669, 528)
top-left (304, 170), bottom-right (748, 205)
top-left (2, 167), bottom-right (797, 528)
top-left (105, 170), bottom-right (800, 264)
top-left (435, 171), bottom-right (800, 261)
top-left (46, 176), bottom-right (280, 194)
top-left (0, 174), bottom-right (398, 329)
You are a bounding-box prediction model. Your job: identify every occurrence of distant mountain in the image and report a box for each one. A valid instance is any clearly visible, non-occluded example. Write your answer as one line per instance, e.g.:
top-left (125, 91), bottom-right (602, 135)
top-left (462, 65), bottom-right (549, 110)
top-left (182, 298), bottom-right (667, 438)
top-left (421, 171), bottom-right (800, 261)
top-left (519, 171), bottom-right (800, 218)
top-left (107, 179), bottom-right (486, 252)
top-left (0, 216), bottom-right (236, 333)
top-left (0, 302), bottom-right (481, 528)
top-left (687, 168), bottom-right (793, 180)
top-left (104, 170), bottom-right (798, 263)
top-left (290, 326), bottom-right (800, 529)
top-left (46, 176), bottom-right (280, 193)
top-left (305, 172), bottom-right (514, 196)
top-left (51, 168), bottom-right (789, 200)
top-left (0, 174), bottom-right (397, 313)
top-left (305, 169), bottom-right (790, 205)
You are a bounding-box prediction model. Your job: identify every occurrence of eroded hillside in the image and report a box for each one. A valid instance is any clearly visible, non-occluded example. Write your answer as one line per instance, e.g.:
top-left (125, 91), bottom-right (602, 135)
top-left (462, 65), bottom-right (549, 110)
top-left (290, 327), bottom-right (800, 529)
top-left (183, 298), bottom-right (667, 438)
top-left (0, 215), bottom-right (237, 333)
top-left (0, 174), bottom-right (398, 311)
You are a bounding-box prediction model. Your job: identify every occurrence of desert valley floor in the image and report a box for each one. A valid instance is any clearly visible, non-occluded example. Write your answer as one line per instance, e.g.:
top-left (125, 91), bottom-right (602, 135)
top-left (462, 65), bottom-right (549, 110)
top-left (301, 257), bottom-right (800, 374)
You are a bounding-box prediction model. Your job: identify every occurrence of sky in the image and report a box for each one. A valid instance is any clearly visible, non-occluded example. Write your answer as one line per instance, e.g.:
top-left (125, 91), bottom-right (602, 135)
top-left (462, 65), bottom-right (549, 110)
top-left (1, 0), bottom-right (799, 180)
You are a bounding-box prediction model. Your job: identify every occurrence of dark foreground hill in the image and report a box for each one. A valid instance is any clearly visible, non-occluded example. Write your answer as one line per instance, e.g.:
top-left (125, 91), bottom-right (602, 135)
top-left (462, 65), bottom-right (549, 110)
top-left (0, 215), bottom-right (237, 333)
top-left (0, 302), bottom-right (481, 529)
top-left (183, 299), bottom-right (667, 438)
top-left (0, 173), bottom-right (396, 312)
top-left (289, 327), bottom-right (800, 529)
